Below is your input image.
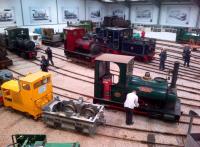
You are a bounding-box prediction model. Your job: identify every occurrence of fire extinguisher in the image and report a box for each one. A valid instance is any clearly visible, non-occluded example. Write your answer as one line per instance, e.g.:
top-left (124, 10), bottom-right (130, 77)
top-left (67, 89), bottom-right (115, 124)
top-left (103, 76), bottom-right (112, 100)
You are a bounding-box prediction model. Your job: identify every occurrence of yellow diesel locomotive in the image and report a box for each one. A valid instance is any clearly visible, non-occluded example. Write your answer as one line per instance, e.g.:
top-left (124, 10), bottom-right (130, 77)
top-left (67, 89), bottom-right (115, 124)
top-left (1, 71), bottom-right (53, 119)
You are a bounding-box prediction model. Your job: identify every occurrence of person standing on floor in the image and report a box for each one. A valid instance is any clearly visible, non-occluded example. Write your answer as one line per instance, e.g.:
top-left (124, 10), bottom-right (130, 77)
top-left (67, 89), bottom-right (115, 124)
top-left (159, 48), bottom-right (167, 71)
top-left (124, 91), bottom-right (139, 125)
top-left (45, 47), bottom-right (54, 66)
top-left (183, 46), bottom-right (191, 67)
top-left (40, 55), bottom-right (49, 72)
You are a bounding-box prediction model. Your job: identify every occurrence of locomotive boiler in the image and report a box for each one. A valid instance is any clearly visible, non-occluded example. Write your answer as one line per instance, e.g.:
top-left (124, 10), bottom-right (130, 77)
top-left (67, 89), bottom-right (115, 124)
top-left (64, 27), bottom-right (156, 63)
top-left (4, 27), bottom-right (37, 59)
top-left (0, 33), bottom-right (13, 68)
top-left (94, 54), bottom-right (181, 121)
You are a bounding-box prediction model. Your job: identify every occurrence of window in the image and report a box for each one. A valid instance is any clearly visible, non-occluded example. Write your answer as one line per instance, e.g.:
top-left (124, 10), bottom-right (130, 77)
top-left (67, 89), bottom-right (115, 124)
top-left (22, 83), bottom-right (30, 90)
top-left (34, 77), bottom-right (50, 89)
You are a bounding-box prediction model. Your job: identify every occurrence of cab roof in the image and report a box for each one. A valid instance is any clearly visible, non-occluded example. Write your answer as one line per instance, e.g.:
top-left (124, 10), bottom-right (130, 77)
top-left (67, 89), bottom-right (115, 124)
top-left (1, 80), bottom-right (19, 92)
top-left (63, 27), bottom-right (84, 31)
top-left (95, 53), bottom-right (134, 64)
top-left (19, 71), bottom-right (51, 83)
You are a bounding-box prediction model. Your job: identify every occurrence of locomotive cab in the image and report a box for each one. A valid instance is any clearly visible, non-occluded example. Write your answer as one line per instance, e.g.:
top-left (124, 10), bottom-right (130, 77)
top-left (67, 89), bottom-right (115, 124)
top-left (1, 71), bottom-right (53, 119)
top-left (5, 27), bottom-right (37, 59)
top-left (94, 54), bottom-right (181, 122)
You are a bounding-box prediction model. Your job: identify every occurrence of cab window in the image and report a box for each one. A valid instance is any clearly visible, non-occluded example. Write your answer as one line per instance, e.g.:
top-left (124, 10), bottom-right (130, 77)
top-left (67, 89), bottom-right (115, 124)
top-left (34, 77), bottom-right (50, 89)
top-left (22, 83), bottom-right (30, 90)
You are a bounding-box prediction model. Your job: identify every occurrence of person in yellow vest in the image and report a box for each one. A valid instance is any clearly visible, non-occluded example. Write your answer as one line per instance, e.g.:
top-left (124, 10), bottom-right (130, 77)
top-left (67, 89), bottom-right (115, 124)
top-left (124, 90), bottom-right (139, 125)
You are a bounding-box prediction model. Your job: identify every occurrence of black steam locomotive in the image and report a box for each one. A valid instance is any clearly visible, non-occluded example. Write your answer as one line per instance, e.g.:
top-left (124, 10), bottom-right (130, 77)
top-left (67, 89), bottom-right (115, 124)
top-left (0, 34), bottom-right (13, 68)
top-left (1, 27), bottom-right (37, 59)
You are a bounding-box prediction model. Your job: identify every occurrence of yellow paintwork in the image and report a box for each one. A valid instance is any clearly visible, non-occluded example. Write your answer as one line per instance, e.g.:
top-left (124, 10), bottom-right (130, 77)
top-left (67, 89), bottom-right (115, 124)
top-left (1, 71), bottom-right (53, 119)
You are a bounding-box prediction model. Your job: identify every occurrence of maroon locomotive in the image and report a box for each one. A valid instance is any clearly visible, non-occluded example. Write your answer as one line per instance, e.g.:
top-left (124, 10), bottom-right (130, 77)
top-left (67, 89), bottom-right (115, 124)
top-left (63, 27), bottom-right (156, 63)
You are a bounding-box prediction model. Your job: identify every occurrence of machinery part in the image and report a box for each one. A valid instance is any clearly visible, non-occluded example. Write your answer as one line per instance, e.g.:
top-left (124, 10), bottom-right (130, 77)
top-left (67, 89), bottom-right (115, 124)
top-left (170, 62), bottom-right (180, 89)
top-left (64, 103), bottom-right (76, 114)
top-left (154, 77), bottom-right (167, 83)
top-left (42, 97), bottom-right (105, 135)
top-left (90, 44), bottom-right (101, 55)
top-left (17, 39), bottom-right (35, 51)
top-left (81, 106), bottom-right (97, 119)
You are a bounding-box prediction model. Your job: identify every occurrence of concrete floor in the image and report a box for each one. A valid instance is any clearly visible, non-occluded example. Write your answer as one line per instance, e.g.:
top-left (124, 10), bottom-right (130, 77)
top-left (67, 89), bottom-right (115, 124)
top-left (0, 39), bottom-right (200, 146)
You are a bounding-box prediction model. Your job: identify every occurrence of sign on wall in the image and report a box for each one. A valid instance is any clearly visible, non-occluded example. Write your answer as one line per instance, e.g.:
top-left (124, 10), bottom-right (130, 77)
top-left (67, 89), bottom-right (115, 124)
top-left (88, 7), bottom-right (101, 22)
top-left (135, 6), bottom-right (153, 23)
top-left (0, 7), bottom-right (16, 26)
top-left (166, 6), bottom-right (191, 25)
top-left (112, 9), bottom-right (125, 18)
top-left (29, 7), bottom-right (52, 24)
top-left (61, 7), bottom-right (79, 23)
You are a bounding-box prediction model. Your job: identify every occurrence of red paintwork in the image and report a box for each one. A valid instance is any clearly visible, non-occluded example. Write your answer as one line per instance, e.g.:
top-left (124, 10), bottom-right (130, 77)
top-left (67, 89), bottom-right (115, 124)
top-left (64, 27), bottom-right (154, 63)
top-left (64, 27), bottom-right (85, 51)
top-left (75, 39), bottom-right (94, 51)
top-left (141, 31), bottom-right (145, 38)
top-left (103, 77), bottom-right (112, 100)
top-left (28, 51), bottom-right (37, 59)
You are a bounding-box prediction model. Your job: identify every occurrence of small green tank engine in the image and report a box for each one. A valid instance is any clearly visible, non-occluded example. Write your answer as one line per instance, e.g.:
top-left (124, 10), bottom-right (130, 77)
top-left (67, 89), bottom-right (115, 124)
top-left (94, 54), bottom-right (181, 121)
top-left (176, 28), bottom-right (200, 45)
top-left (5, 27), bottom-right (37, 59)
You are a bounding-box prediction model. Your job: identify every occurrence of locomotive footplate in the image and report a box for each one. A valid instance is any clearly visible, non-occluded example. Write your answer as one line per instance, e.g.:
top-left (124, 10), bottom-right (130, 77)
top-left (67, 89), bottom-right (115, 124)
top-left (65, 50), bottom-right (99, 66)
top-left (42, 97), bottom-right (105, 135)
top-left (42, 39), bottom-right (63, 47)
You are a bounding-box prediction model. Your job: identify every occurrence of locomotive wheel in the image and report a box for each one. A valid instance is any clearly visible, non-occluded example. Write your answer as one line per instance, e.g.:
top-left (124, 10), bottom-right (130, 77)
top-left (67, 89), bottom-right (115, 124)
top-left (81, 107), bottom-right (96, 119)
top-left (64, 104), bottom-right (76, 113)
top-left (90, 44), bottom-right (101, 55)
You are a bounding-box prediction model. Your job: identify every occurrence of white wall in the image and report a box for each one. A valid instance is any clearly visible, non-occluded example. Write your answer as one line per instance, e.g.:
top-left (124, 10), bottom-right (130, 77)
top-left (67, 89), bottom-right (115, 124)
top-left (57, 0), bottom-right (85, 24)
top-left (159, 4), bottom-right (199, 27)
top-left (21, 0), bottom-right (58, 26)
top-left (86, 0), bottom-right (105, 22)
top-left (131, 4), bottom-right (159, 25)
top-left (105, 3), bottom-right (129, 20)
top-left (0, 0), bottom-right (23, 27)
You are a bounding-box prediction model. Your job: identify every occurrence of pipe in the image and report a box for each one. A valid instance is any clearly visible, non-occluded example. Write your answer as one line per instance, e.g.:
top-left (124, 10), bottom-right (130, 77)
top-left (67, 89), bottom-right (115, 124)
top-left (170, 61), bottom-right (180, 89)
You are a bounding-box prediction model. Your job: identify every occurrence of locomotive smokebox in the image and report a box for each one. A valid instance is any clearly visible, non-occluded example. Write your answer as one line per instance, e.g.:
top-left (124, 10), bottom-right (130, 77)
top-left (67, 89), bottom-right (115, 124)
top-left (171, 61), bottom-right (180, 89)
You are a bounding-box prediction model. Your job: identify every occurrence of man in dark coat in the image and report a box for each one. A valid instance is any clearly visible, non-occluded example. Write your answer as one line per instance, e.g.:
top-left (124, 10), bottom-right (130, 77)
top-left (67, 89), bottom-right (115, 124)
top-left (183, 46), bottom-right (191, 67)
top-left (159, 48), bottom-right (167, 71)
top-left (45, 47), bottom-right (54, 66)
top-left (40, 55), bottom-right (49, 72)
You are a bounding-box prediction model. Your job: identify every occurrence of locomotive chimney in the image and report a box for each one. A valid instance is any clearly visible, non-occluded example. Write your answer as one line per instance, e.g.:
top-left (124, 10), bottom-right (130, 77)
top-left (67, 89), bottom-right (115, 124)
top-left (170, 61), bottom-right (180, 89)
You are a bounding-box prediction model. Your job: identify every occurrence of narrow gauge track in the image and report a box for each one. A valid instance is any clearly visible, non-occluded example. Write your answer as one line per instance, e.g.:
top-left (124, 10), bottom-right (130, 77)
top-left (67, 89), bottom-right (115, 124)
top-left (6, 68), bottom-right (200, 147)
top-left (38, 48), bottom-right (200, 91)
top-left (39, 48), bottom-right (200, 85)
top-left (9, 51), bottom-right (200, 111)
top-left (7, 62), bottom-right (200, 125)
top-left (54, 46), bottom-right (200, 79)
top-left (157, 43), bottom-right (200, 59)
top-left (36, 49), bottom-right (200, 108)
top-left (156, 46), bottom-right (200, 65)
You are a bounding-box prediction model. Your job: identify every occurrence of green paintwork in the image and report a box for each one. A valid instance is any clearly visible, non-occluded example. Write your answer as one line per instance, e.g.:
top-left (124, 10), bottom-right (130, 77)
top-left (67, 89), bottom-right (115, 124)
top-left (94, 54), bottom-right (177, 107)
top-left (45, 143), bottom-right (80, 147)
top-left (6, 28), bottom-right (30, 41)
top-left (69, 21), bottom-right (93, 32)
top-left (176, 28), bottom-right (200, 43)
top-left (10, 134), bottom-right (80, 147)
top-left (133, 33), bottom-right (141, 39)
top-left (127, 76), bottom-right (176, 102)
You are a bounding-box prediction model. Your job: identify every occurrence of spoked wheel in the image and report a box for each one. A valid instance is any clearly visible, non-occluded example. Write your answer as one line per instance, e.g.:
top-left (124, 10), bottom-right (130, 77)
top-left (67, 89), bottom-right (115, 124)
top-left (81, 107), bottom-right (96, 119)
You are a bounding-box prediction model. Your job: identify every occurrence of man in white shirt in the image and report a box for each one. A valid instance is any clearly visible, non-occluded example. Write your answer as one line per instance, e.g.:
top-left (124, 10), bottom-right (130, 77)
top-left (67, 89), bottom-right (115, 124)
top-left (124, 90), bottom-right (139, 125)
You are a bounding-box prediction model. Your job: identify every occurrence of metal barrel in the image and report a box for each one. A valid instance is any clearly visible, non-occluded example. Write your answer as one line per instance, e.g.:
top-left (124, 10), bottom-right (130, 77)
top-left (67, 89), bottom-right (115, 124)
top-left (171, 61), bottom-right (180, 89)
